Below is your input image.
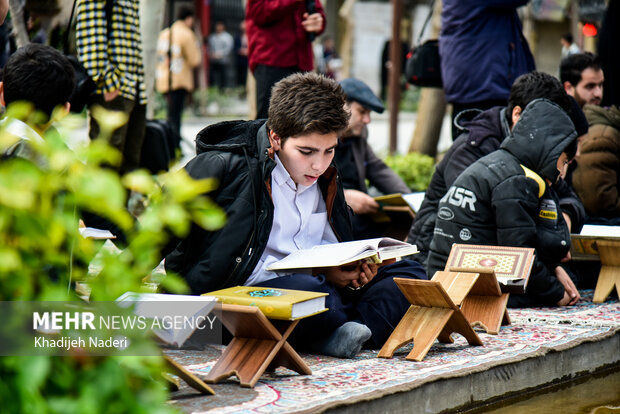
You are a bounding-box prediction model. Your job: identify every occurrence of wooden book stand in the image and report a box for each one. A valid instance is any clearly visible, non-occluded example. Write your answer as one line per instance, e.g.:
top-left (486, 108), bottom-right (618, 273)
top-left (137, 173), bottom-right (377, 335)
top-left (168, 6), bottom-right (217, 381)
top-left (378, 278), bottom-right (482, 362)
top-left (164, 355), bottom-right (215, 395)
top-left (593, 240), bottom-right (620, 303)
top-left (204, 304), bottom-right (311, 388)
top-left (438, 267), bottom-right (511, 335)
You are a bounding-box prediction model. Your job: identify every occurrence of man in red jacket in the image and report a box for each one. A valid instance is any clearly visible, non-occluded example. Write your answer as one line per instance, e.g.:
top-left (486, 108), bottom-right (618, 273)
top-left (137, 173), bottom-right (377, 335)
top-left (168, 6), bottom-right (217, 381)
top-left (246, 0), bottom-right (325, 119)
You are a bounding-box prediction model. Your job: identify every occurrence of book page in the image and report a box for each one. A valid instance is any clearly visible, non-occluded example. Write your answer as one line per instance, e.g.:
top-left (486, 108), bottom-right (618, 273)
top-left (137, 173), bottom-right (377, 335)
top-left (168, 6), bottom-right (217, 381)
top-left (79, 227), bottom-right (116, 239)
top-left (578, 225), bottom-right (620, 238)
top-left (116, 293), bottom-right (218, 346)
top-left (267, 238), bottom-right (411, 271)
top-left (376, 244), bottom-right (418, 261)
top-left (402, 192), bottom-right (425, 213)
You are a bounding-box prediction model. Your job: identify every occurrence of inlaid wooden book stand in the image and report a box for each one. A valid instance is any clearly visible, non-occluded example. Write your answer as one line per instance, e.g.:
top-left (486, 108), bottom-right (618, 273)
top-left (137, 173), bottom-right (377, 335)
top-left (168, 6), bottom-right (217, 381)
top-left (204, 304), bottom-right (311, 388)
top-left (593, 240), bottom-right (620, 303)
top-left (378, 278), bottom-right (483, 362)
top-left (438, 267), bottom-right (511, 335)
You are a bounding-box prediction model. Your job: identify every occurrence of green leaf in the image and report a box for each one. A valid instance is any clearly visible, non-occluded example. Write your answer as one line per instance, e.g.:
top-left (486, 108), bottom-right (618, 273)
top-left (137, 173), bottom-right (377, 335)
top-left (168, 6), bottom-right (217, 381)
top-left (122, 170), bottom-right (159, 194)
top-left (160, 169), bottom-right (219, 203)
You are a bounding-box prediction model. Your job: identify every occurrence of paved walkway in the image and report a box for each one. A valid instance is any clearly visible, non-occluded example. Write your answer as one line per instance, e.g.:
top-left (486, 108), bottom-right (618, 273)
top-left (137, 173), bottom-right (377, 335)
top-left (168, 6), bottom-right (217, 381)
top-left (61, 110), bottom-right (454, 171)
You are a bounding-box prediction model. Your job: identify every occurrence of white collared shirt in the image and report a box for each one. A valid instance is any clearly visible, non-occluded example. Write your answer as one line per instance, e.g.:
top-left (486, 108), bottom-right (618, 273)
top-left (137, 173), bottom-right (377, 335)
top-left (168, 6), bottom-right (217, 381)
top-left (0, 117), bottom-right (47, 165)
top-left (245, 153), bottom-right (338, 285)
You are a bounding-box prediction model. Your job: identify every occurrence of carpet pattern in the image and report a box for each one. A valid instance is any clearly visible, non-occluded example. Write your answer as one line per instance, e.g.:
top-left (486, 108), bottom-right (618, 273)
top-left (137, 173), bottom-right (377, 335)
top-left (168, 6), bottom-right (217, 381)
top-left (168, 291), bottom-right (619, 413)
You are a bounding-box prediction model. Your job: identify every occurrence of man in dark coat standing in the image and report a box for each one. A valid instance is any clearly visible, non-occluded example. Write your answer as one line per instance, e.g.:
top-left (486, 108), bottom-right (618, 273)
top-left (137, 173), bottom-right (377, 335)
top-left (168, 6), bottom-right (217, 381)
top-left (439, 0), bottom-right (535, 138)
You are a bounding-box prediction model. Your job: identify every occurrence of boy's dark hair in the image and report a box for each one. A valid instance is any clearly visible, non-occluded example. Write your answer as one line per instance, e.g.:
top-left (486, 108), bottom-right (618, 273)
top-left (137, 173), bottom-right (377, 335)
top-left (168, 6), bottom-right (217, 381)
top-left (267, 72), bottom-right (350, 141)
top-left (506, 71), bottom-right (570, 127)
top-left (2, 43), bottom-right (75, 121)
top-left (559, 52), bottom-right (601, 86)
top-left (561, 33), bottom-right (573, 44)
top-left (177, 6), bottom-right (193, 21)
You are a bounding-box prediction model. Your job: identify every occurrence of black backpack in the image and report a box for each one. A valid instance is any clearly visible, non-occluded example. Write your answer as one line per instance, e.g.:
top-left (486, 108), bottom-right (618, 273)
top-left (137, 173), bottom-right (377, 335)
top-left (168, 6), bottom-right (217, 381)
top-left (139, 120), bottom-right (181, 174)
top-left (404, 0), bottom-right (442, 88)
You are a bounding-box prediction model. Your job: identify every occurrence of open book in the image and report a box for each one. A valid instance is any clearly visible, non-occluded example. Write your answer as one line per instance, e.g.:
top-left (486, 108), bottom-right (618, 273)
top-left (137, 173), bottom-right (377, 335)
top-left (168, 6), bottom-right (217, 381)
top-left (374, 192), bottom-right (425, 214)
top-left (371, 193), bottom-right (425, 240)
top-left (266, 237), bottom-right (418, 271)
top-left (116, 292), bottom-right (217, 347)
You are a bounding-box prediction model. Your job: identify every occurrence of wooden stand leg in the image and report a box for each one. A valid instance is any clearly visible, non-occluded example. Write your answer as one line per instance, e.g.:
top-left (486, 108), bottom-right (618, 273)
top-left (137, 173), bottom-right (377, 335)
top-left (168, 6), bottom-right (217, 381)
top-left (593, 266), bottom-right (620, 303)
top-left (205, 304), bottom-right (311, 388)
top-left (267, 320), bottom-right (312, 375)
top-left (435, 269), bottom-right (511, 335)
top-left (502, 307), bottom-right (511, 325)
top-left (437, 311), bottom-right (484, 347)
top-left (378, 306), bottom-right (453, 361)
top-left (164, 356), bottom-right (215, 395)
top-left (460, 293), bottom-right (510, 335)
top-left (593, 240), bottom-right (620, 303)
top-left (378, 279), bottom-right (483, 362)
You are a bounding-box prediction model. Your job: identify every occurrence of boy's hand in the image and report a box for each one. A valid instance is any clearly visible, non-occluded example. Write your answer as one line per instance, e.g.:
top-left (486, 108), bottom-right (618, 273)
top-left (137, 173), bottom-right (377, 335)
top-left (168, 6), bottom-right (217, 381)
top-left (562, 212), bottom-right (572, 232)
top-left (344, 189), bottom-right (380, 214)
top-left (353, 262), bottom-right (378, 289)
top-left (301, 12), bottom-right (323, 33)
top-left (557, 291), bottom-right (572, 306)
top-left (323, 263), bottom-right (362, 288)
top-left (555, 266), bottom-right (580, 306)
top-left (322, 261), bottom-right (379, 289)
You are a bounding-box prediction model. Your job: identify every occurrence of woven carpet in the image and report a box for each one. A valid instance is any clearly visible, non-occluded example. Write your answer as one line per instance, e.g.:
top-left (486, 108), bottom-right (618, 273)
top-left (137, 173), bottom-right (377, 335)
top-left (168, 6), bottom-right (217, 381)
top-left (168, 291), bottom-right (619, 414)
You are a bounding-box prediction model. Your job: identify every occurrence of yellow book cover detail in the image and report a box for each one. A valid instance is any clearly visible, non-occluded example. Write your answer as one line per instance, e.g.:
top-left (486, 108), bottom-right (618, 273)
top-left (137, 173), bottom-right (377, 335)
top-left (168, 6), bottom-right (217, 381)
top-left (203, 286), bottom-right (328, 320)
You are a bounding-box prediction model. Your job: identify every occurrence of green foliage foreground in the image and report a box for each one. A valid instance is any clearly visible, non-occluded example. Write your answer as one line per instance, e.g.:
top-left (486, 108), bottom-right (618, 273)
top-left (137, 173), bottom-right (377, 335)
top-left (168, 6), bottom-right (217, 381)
top-left (0, 103), bottom-right (226, 413)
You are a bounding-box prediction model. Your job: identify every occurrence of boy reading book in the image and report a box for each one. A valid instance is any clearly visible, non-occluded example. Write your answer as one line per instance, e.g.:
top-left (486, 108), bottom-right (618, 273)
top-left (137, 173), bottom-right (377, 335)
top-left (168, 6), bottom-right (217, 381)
top-left (164, 73), bottom-right (427, 358)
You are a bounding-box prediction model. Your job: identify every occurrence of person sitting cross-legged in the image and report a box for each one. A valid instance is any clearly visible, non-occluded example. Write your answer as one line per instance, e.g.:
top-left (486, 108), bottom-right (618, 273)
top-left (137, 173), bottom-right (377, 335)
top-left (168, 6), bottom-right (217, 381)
top-left (408, 71), bottom-right (588, 269)
top-left (335, 78), bottom-right (411, 239)
top-left (164, 73), bottom-right (427, 358)
top-left (427, 98), bottom-right (581, 308)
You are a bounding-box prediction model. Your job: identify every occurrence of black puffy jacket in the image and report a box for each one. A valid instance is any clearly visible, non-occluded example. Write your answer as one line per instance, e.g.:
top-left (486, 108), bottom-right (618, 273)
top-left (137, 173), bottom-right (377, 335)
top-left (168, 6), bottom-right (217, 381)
top-left (408, 106), bottom-right (584, 268)
top-left (427, 99), bottom-right (577, 307)
top-left (408, 107), bottom-right (508, 266)
top-left (165, 120), bottom-right (354, 294)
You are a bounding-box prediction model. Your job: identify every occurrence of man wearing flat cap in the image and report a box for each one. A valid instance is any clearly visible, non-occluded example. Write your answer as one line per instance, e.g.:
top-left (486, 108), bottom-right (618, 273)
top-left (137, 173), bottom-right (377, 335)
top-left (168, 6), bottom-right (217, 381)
top-left (336, 78), bottom-right (410, 239)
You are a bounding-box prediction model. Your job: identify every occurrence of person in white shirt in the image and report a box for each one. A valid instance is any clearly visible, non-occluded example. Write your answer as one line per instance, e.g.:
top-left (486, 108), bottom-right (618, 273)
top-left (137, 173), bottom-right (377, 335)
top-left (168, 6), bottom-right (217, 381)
top-left (164, 73), bottom-right (427, 358)
top-left (560, 33), bottom-right (581, 58)
top-left (208, 21), bottom-right (234, 90)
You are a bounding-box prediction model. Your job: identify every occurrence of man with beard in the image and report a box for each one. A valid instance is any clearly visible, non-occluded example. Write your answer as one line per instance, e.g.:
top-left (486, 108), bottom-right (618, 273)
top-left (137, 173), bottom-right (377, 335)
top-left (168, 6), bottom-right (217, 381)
top-left (560, 52), bottom-right (605, 108)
